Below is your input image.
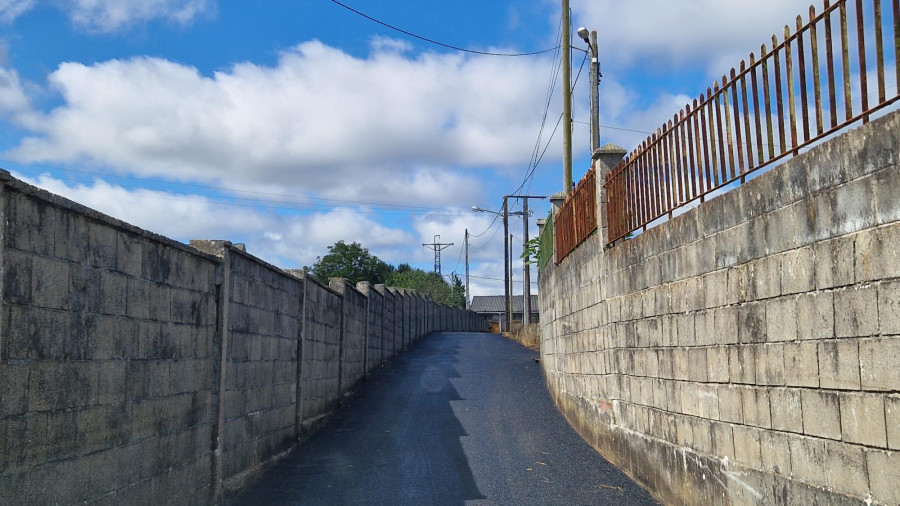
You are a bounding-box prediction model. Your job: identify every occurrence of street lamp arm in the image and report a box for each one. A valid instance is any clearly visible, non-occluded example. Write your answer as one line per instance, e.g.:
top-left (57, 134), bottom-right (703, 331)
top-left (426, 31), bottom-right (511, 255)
top-left (472, 206), bottom-right (502, 217)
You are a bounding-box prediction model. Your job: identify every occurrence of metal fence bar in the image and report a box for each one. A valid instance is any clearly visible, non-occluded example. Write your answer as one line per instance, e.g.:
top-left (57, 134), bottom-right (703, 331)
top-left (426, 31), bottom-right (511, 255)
top-left (857, 0), bottom-right (870, 122)
top-left (841, 1), bottom-right (853, 121)
top-left (825, 1), bottom-right (839, 128)
top-left (895, 0), bottom-right (900, 88)
top-left (554, 168), bottom-right (598, 263)
top-left (811, 6), bottom-right (825, 136)
top-left (875, 0), bottom-right (886, 102)
top-left (603, 0), bottom-right (900, 246)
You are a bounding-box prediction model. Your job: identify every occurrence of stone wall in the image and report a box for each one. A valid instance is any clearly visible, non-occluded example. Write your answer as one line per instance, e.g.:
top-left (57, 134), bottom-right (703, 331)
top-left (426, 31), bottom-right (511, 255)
top-left (539, 110), bottom-right (899, 504)
top-left (0, 171), bottom-right (486, 505)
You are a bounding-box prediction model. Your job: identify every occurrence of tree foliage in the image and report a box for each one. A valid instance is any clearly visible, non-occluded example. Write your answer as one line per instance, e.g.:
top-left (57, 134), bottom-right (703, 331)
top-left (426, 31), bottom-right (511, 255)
top-left (308, 240), bottom-right (393, 285)
top-left (308, 242), bottom-right (465, 307)
top-left (389, 268), bottom-right (465, 308)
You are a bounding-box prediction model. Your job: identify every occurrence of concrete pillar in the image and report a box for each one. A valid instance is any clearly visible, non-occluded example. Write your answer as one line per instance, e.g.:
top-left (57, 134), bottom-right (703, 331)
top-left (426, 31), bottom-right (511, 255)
top-left (593, 143), bottom-right (628, 246)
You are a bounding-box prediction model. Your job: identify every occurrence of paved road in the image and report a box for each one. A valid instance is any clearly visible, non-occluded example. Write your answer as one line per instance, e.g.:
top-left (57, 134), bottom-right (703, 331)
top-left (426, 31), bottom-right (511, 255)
top-left (231, 332), bottom-right (658, 506)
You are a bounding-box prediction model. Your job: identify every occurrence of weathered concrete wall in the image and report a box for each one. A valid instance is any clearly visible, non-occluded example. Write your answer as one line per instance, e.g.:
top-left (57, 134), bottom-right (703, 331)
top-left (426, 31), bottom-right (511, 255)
top-left (191, 242), bottom-right (301, 493)
top-left (415, 294), bottom-right (424, 339)
top-left (400, 288), bottom-right (413, 350)
top-left (330, 278), bottom-right (366, 393)
top-left (357, 281), bottom-right (384, 373)
top-left (297, 273), bottom-right (342, 434)
top-left (0, 176), bottom-right (220, 504)
top-left (389, 288), bottom-right (403, 353)
top-left (376, 285), bottom-right (395, 360)
top-left (0, 170), bottom-right (486, 505)
top-left (539, 111), bottom-right (900, 504)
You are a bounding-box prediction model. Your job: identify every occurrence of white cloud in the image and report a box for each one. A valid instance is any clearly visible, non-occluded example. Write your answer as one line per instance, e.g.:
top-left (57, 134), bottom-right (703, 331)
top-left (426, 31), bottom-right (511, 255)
top-left (319, 166), bottom-right (484, 208)
top-left (8, 39), bottom-right (553, 205)
top-left (0, 0), bottom-right (212, 29)
top-left (596, 79), bottom-right (693, 151)
top-left (370, 35), bottom-right (413, 54)
top-left (572, 0), bottom-right (812, 73)
top-left (60, 0), bottom-right (214, 32)
top-left (0, 66), bottom-right (30, 116)
top-left (0, 0), bottom-right (33, 22)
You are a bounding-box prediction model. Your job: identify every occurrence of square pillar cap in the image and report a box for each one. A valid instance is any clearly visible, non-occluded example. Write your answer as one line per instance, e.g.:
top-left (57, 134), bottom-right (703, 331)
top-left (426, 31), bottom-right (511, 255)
top-left (549, 191), bottom-right (567, 206)
top-left (593, 143), bottom-right (628, 170)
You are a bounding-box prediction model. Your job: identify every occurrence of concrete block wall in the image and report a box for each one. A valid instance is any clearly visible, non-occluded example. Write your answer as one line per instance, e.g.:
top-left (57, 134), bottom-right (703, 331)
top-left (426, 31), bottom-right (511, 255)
top-left (329, 279), bottom-right (366, 394)
top-left (388, 288), bottom-right (403, 353)
top-left (375, 285), bottom-right (395, 360)
top-left (0, 177), bottom-right (220, 505)
top-left (190, 243), bottom-right (302, 492)
top-left (400, 288), bottom-right (414, 349)
top-left (539, 110), bottom-right (900, 504)
top-left (0, 171), bottom-right (485, 505)
top-left (297, 273), bottom-right (342, 434)
top-left (357, 282), bottom-right (384, 374)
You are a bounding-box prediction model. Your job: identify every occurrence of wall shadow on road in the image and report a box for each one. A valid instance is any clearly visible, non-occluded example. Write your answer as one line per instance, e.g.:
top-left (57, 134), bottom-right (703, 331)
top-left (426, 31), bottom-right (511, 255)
top-left (229, 333), bottom-right (485, 505)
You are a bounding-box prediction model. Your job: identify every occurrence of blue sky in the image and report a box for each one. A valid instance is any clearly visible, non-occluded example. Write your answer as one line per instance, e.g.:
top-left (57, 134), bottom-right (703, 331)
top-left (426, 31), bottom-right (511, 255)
top-left (0, 0), bottom-right (815, 298)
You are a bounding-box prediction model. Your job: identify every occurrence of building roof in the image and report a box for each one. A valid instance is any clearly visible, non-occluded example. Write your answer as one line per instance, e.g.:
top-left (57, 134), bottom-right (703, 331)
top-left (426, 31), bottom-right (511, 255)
top-left (469, 295), bottom-right (539, 314)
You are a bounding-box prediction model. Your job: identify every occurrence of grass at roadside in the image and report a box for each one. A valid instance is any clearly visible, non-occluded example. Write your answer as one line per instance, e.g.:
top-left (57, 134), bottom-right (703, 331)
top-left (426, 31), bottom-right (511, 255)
top-left (502, 323), bottom-right (540, 351)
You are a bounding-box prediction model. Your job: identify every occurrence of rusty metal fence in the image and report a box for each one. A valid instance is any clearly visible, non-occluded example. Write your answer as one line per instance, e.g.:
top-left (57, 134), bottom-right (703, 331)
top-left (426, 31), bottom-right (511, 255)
top-left (554, 169), bottom-right (597, 263)
top-left (605, 0), bottom-right (900, 246)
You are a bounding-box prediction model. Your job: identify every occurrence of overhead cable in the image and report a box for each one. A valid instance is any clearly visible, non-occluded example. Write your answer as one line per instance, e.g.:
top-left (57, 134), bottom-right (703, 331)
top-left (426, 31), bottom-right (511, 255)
top-left (326, 0), bottom-right (558, 56)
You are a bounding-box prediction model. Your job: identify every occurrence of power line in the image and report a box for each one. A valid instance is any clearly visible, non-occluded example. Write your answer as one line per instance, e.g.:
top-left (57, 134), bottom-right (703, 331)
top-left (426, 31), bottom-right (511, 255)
top-left (468, 273), bottom-right (538, 286)
top-left (511, 52), bottom-right (588, 197)
top-left (521, 16), bottom-right (563, 189)
top-left (450, 233), bottom-right (465, 275)
top-left (468, 218), bottom-right (504, 251)
top-left (326, 0), bottom-right (558, 57)
top-left (467, 204), bottom-right (506, 238)
top-left (571, 121), bottom-right (653, 135)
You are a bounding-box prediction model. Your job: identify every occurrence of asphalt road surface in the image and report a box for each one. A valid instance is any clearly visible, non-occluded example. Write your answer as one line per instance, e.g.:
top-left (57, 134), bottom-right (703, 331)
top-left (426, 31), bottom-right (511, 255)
top-left (231, 332), bottom-right (658, 506)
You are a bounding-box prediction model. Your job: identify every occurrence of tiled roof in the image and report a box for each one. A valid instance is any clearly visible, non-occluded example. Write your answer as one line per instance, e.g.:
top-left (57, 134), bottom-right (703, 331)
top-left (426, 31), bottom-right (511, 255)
top-left (470, 295), bottom-right (539, 313)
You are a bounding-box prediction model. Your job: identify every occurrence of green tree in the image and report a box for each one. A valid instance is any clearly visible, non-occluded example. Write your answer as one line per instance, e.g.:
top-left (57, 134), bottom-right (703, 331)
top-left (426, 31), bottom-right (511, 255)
top-left (308, 241), bottom-right (393, 285)
top-left (447, 273), bottom-right (466, 308)
top-left (388, 268), bottom-right (465, 308)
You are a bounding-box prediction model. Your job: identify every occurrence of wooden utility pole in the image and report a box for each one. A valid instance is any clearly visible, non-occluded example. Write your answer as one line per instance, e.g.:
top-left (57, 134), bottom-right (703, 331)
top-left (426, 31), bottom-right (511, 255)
top-left (522, 198), bottom-right (531, 326)
top-left (464, 229), bottom-right (470, 310)
top-left (509, 233), bottom-right (514, 330)
top-left (511, 195), bottom-right (547, 325)
top-left (590, 30), bottom-right (600, 153)
top-left (561, 0), bottom-right (572, 196)
top-left (502, 197), bottom-right (510, 332)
